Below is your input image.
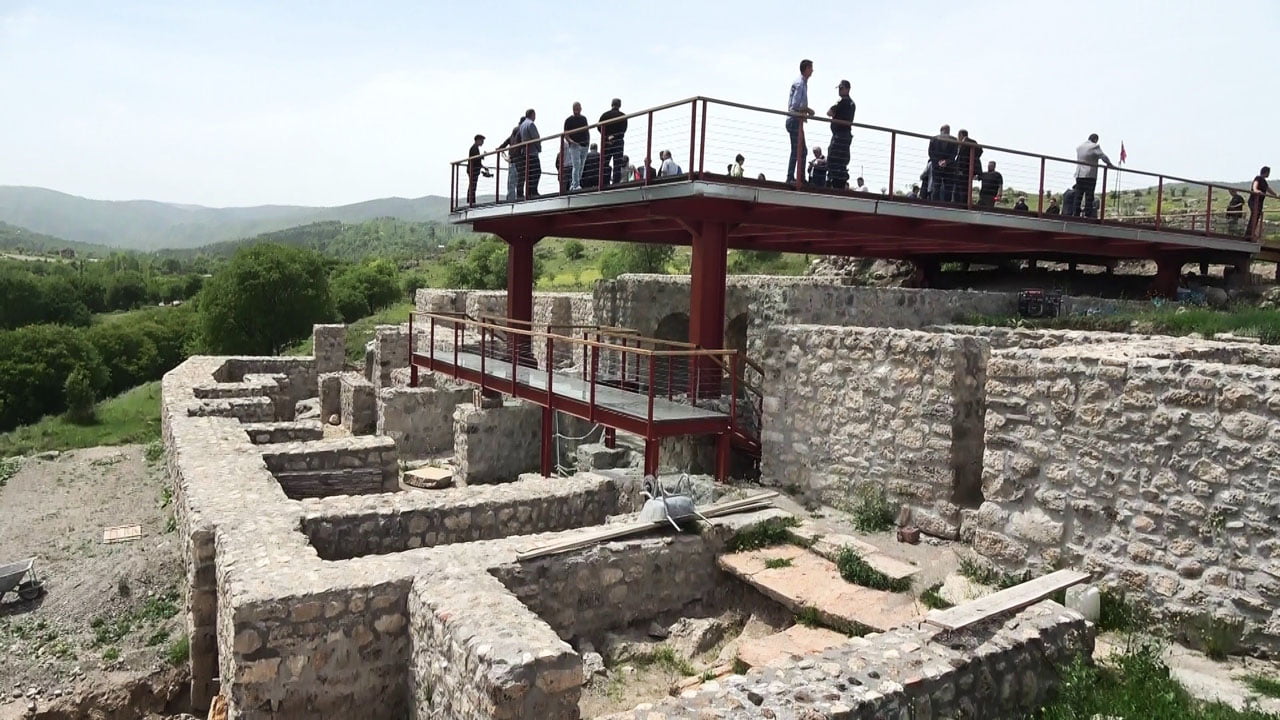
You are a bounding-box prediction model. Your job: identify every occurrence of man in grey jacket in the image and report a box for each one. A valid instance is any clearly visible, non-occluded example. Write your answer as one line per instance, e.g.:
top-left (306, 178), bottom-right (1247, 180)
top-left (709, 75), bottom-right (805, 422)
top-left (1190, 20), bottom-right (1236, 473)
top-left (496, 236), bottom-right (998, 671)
top-left (1073, 133), bottom-right (1113, 218)
top-left (519, 109), bottom-right (542, 198)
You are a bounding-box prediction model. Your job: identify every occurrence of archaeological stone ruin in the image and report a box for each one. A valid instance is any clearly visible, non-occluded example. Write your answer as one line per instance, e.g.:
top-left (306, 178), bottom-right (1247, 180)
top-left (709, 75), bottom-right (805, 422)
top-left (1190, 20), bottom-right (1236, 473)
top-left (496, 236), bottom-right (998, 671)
top-left (162, 273), bottom-right (1280, 719)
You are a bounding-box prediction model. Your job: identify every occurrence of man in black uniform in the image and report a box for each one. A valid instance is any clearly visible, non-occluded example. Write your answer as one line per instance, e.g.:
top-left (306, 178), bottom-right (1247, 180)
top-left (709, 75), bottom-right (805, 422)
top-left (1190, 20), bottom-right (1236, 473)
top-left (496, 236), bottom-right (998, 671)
top-left (1226, 189), bottom-right (1245, 235)
top-left (826, 80), bottom-right (855, 189)
top-left (466, 134), bottom-right (487, 207)
top-left (599, 99), bottom-right (627, 186)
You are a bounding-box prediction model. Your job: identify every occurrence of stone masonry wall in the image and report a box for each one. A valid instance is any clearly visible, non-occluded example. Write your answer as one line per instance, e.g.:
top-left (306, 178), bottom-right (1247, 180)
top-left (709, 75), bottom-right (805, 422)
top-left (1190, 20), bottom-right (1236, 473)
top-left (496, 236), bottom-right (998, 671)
top-left (301, 473), bottom-right (624, 560)
top-left (340, 372), bottom-right (377, 435)
top-left (491, 535), bottom-right (722, 644)
top-left (976, 344), bottom-right (1280, 653)
top-left (313, 324), bottom-right (346, 374)
top-left (373, 324), bottom-right (410, 388)
top-left (452, 400), bottom-right (542, 484)
top-left (376, 384), bottom-right (473, 459)
top-left (761, 325), bottom-right (989, 538)
top-left (600, 600), bottom-right (1093, 720)
top-left (259, 436), bottom-right (399, 499)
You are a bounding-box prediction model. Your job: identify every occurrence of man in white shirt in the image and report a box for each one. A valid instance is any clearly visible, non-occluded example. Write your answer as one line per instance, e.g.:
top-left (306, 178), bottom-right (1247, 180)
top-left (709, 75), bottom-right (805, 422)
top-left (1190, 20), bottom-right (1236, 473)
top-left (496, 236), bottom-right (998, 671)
top-left (785, 59), bottom-right (814, 186)
top-left (658, 150), bottom-right (681, 177)
top-left (1073, 133), bottom-right (1113, 218)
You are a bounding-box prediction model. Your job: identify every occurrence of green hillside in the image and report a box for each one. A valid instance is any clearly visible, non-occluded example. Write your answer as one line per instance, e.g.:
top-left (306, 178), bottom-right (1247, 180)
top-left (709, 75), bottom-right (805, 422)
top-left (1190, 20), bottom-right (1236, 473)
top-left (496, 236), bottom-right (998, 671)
top-left (0, 221), bottom-right (117, 258)
top-left (157, 218), bottom-right (471, 263)
top-left (0, 186), bottom-right (452, 251)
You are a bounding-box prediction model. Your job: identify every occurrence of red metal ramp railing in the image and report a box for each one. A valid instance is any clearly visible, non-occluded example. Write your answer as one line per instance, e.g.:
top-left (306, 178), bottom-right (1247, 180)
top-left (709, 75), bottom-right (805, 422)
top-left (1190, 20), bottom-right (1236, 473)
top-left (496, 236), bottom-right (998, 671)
top-left (408, 312), bottom-right (744, 479)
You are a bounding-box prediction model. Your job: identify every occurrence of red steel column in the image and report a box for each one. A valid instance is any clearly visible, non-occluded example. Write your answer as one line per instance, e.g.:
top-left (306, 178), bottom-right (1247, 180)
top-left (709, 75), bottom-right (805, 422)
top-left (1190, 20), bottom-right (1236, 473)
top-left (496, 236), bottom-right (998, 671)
top-left (688, 221), bottom-right (728, 399)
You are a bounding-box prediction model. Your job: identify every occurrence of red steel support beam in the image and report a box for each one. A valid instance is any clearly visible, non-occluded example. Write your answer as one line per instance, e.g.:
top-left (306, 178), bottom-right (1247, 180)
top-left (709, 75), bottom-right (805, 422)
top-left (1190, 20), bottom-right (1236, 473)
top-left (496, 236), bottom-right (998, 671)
top-left (504, 233), bottom-right (541, 367)
top-left (688, 221), bottom-right (728, 399)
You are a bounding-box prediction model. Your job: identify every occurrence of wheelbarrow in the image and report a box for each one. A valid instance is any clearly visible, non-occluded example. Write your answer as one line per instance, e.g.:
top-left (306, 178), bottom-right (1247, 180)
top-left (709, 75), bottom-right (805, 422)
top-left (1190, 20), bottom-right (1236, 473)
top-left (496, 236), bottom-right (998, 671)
top-left (0, 557), bottom-right (44, 602)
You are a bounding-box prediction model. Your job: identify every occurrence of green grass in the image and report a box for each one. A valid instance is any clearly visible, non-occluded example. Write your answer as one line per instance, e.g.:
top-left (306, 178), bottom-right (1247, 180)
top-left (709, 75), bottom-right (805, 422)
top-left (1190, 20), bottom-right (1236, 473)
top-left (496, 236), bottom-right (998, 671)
top-left (1037, 639), bottom-right (1279, 720)
top-left (956, 553), bottom-right (1033, 590)
top-left (763, 557), bottom-right (794, 569)
top-left (632, 645), bottom-right (697, 677)
top-left (725, 517), bottom-right (801, 552)
top-left (963, 306), bottom-right (1280, 344)
top-left (0, 381), bottom-right (161, 456)
top-left (0, 456), bottom-right (20, 487)
top-left (919, 583), bottom-right (954, 610)
top-left (1097, 588), bottom-right (1153, 633)
top-left (1242, 674), bottom-right (1280, 700)
top-left (835, 548), bottom-right (912, 593)
top-left (166, 634), bottom-right (190, 666)
top-left (286, 300), bottom-right (415, 363)
top-left (847, 483), bottom-right (897, 533)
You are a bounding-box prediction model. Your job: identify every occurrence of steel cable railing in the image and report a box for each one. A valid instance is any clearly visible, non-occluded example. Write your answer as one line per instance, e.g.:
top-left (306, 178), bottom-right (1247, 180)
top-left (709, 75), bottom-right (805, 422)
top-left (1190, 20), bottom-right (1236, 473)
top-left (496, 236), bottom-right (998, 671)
top-left (451, 96), bottom-right (1259, 243)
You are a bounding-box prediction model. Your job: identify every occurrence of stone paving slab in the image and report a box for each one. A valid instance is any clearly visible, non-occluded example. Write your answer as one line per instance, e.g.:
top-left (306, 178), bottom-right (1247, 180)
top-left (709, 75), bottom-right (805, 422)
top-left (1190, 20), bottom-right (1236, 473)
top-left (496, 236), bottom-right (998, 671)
top-left (719, 547), bottom-right (921, 632)
top-left (810, 533), bottom-right (920, 582)
top-left (735, 624), bottom-right (849, 669)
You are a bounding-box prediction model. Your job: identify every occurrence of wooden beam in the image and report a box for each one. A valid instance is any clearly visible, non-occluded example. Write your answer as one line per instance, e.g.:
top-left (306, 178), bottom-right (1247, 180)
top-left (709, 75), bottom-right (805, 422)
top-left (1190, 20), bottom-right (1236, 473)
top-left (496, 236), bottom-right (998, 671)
top-left (924, 569), bottom-right (1090, 631)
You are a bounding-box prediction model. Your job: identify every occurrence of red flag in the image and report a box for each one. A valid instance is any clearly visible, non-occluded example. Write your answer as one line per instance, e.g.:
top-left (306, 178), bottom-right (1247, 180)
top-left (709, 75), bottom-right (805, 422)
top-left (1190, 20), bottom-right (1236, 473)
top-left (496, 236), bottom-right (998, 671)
top-left (1119, 142), bottom-right (1127, 164)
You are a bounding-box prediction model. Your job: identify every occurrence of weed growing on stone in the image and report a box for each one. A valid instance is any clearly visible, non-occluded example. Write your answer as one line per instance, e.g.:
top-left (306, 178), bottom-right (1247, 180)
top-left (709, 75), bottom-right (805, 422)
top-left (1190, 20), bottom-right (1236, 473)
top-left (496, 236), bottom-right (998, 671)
top-left (0, 456), bottom-right (20, 488)
top-left (795, 607), bottom-right (823, 627)
top-left (919, 583), bottom-right (953, 610)
top-left (763, 557), bottom-right (793, 569)
top-left (1037, 638), bottom-right (1277, 720)
top-left (793, 606), bottom-right (867, 637)
top-left (102, 646), bottom-right (120, 663)
top-left (144, 440), bottom-right (164, 464)
top-left (847, 484), bottom-right (896, 533)
top-left (1242, 674), bottom-right (1280, 700)
top-left (166, 634), bottom-right (190, 666)
top-left (1096, 588), bottom-right (1152, 633)
top-left (1191, 614), bottom-right (1246, 661)
top-left (956, 553), bottom-right (1031, 589)
top-left (726, 517), bottom-right (800, 552)
top-left (632, 645), bottom-right (697, 677)
top-left (146, 629), bottom-right (170, 647)
top-left (836, 548), bottom-right (911, 593)
top-left (731, 658), bottom-right (750, 675)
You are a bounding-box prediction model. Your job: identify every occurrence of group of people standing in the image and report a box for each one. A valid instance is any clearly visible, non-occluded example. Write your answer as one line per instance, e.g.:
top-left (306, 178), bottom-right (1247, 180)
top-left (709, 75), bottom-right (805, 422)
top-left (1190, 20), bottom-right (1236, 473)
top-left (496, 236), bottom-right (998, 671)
top-left (465, 99), bottom-right (637, 205)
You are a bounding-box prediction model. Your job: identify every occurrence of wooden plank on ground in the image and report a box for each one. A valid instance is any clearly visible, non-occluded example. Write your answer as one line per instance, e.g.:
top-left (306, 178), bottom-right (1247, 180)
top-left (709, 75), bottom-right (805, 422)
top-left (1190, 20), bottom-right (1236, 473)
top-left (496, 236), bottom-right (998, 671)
top-left (924, 569), bottom-right (1090, 631)
top-left (103, 525), bottom-right (142, 544)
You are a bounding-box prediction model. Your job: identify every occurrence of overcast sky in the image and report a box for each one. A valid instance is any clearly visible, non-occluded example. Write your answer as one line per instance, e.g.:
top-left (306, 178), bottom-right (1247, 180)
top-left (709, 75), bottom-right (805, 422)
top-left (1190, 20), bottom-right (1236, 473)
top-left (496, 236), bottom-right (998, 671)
top-left (2, 0), bottom-right (1276, 207)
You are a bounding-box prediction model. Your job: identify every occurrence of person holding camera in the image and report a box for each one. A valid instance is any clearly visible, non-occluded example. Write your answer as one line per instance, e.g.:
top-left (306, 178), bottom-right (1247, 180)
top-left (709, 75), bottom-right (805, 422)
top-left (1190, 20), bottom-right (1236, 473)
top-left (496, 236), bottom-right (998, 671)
top-left (466, 134), bottom-right (492, 207)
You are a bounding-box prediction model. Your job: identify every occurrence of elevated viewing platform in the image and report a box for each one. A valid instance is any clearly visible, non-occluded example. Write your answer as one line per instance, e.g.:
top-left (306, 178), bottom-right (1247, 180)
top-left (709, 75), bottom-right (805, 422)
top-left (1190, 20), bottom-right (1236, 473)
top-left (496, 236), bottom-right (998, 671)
top-left (450, 97), bottom-right (1272, 282)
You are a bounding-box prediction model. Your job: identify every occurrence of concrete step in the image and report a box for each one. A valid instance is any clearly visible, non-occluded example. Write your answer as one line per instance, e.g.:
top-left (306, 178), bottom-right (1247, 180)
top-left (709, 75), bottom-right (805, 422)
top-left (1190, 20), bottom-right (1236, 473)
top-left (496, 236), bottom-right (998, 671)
top-left (789, 522), bottom-right (921, 582)
top-left (718, 546), bottom-right (921, 632)
top-left (735, 624), bottom-right (849, 669)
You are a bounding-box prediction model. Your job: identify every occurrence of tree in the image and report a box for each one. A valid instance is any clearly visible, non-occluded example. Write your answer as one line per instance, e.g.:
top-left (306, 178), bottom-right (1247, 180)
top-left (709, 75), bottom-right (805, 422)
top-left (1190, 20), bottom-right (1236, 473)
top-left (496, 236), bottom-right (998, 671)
top-left (598, 243), bottom-right (676, 280)
top-left (105, 270), bottom-right (149, 310)
top-left (444, 237), bottom-right (544, 290)
top-left (198, 244), bottom-right (333, 355)
top-left (0, 324), bottom-right (108, 431)
top-left (563, 239), bottom-right (586, 261)
top-left (63, 366), bottom-right (97, 424)
top-left (330, 260), bottom-right (401, 322)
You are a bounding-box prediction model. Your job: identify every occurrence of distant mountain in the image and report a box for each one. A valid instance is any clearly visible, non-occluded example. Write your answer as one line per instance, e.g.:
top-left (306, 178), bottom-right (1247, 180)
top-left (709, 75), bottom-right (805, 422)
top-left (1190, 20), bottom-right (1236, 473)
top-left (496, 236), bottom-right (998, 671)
top-left (0, 186), bottom-right (452, 251)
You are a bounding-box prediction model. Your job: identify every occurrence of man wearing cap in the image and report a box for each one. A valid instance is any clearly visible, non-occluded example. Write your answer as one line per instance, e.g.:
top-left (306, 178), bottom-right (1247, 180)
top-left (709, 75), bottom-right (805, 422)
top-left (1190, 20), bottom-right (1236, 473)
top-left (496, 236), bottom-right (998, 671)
top-left (785, 59), bottom-right (815, 186)
top-left (466, 134), bottom-right (486, 207)
top-left (826, 79), bottom-right (855, 189)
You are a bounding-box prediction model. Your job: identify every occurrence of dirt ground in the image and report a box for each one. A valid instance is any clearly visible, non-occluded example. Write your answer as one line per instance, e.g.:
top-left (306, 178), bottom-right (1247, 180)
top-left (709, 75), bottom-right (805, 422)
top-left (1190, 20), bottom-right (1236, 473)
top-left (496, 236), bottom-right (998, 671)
top-left (0, 445), bottom-right (188, 718)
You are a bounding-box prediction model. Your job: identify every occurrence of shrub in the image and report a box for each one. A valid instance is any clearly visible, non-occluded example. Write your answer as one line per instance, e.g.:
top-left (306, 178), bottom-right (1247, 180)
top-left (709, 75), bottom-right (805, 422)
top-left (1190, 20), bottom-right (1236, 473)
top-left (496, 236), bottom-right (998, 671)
top-left (848, 483), bottom-right (896, 532)
top-left (562, 239), bottom-right (586, 261)
top-left (62, 366), bottom-right (99, 425)
top-left (198, 244), bottom-right (333, 355)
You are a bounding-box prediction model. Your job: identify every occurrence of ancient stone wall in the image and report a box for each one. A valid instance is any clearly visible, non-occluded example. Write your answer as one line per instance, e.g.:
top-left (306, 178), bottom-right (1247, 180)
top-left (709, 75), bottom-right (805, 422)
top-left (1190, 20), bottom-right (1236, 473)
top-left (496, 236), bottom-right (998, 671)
top-left (301, 473), bottom-right (624, 560)
top-left (492, 535), bottom-right (722, 643)
top-left (259, 436), bottom-right (399, 499)
top-left (241, 421), bottom-right (325, 445)
top-left (452, 400), bottom-right (542, 484)
top-left (376, 384), bottom-right (474, 459)
top-left (340, 372), bottom-right (377, 435)
top-left (373, 324), bottom-right (410, 388)
top-left (976, 343), bottom-right (1280, 652)
top-left (600, 600), bottom-right (1093, 720)
top-left (313, 324), bottom-right (346, 374)
top-left (760, 325), bottom-right (989, 538)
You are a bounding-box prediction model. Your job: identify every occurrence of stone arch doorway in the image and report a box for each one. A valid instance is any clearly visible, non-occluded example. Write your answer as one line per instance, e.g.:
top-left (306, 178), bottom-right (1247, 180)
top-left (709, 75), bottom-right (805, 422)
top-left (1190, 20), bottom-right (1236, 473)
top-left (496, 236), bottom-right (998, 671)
top-left (724, 312), bottom-right (749, 353)
top-left (651, 312), bottom-right (690, 396)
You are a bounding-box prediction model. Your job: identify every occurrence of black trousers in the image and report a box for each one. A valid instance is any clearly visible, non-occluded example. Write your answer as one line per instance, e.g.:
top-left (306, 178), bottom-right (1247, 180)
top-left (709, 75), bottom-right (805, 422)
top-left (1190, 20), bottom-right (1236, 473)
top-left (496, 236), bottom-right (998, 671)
top-left (525, 155), bottom-right (542, 198)
top-left (604, 136), bottom-right (625, 185)
top-left (466, 172), bottom-right (479, 205)
top-left (827, 134), bottom-right (851, 188)
top-left (1073, 176), bottom-right (1098, 217)
top-left (1247, 199), bottom-right (1264, 238)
